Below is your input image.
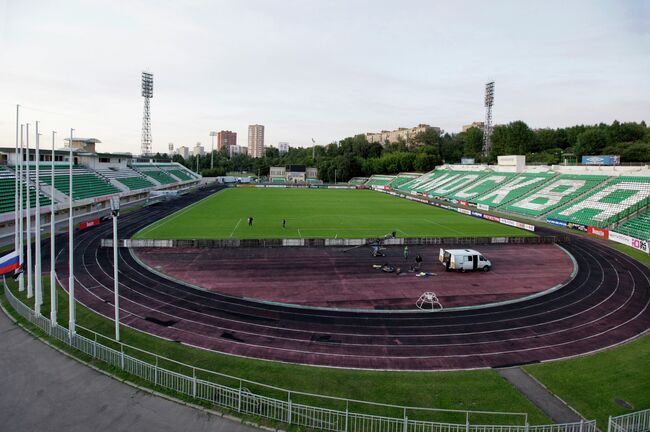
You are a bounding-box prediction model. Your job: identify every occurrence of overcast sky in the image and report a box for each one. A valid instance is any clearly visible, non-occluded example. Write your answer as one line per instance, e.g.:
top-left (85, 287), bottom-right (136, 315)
top-left (0, 0), bottom-right (648, 154)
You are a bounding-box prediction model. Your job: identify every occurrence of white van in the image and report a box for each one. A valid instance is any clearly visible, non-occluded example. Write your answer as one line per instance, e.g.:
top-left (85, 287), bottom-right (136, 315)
top-left (438, 248), bottom-right (491, 272)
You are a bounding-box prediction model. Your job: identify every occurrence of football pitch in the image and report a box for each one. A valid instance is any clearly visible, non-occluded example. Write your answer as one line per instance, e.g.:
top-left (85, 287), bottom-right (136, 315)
top-left (135, 188), bottom-right (533, 240)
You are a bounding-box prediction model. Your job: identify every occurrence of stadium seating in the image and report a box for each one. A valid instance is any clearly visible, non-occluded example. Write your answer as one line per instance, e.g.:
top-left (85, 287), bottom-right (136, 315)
top-left (306, 178), bottom-right (322, 184)
top-left (0, 166), bottom-right (53, 214)
top-left (348, 177), bottom-right (368, 185)
top-left (166, 169), bottom-right (194, 181)
top-left (446, 172), bottom-right (518, 200)
top-left (94, 166), bottom-right (155, 191)
top-left (116, 176), bottom-right (155, 190)
top-left (616, 210), bottom-right (650, 240)
top-left (365, 175), bottom-right (396, 187)
top-left (472, 172), bottom-right (556, 207)
top-left (131, 164), bottom-right (177, 185)
top-left (39, 170), bottom-right (120, 200)
top-left (270, 177), bottom-right (286, 184)
top-left (500, 174), bottom-right (608, 217)
top-left (397, 170), bottom-right (449, 193)
top-left (427, 171), bottom-right (493, 197)
top-left (547, 176), bottom-right (650, 227)
top-left (386, 173), bottom-right (422, 189)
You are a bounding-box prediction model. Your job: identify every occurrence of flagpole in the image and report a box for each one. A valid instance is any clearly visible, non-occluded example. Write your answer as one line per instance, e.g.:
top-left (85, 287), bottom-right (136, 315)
top-left (14, 105), bottom-right (19, 260)
top-left (50, 131), bottom-right (57, 325)
top-left (68, 128), bottom-right (76, 336)
top-left (34, 122), bottom-right (42, 315)
top-left (18, 125), bottom-right (24, 292)
top-left (26, 123), bottom-right (33, 299)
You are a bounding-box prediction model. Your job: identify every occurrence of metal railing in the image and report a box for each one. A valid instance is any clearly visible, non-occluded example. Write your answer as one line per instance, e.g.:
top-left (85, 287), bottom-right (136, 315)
top-left (4, 282), bottom-right (599, 432)
top-left (609, 409), bottom-right (650, 432)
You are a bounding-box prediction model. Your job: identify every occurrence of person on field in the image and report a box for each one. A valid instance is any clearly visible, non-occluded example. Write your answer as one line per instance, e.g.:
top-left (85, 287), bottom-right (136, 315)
top-left (283, 219), bottom-right (286, 228)
top-left (248, 216), bottom-right (253, 226)
top-left (403, 245), bottom-right (409, 261)
top-left (415, 253), bottom-right (423, 269)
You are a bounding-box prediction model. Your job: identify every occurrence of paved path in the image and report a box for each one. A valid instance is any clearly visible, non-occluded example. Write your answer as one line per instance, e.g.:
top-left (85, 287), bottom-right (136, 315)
top-left (497, 367), bottom-right (583, 423)
top-left (0, 310), bottom-right (259, 432)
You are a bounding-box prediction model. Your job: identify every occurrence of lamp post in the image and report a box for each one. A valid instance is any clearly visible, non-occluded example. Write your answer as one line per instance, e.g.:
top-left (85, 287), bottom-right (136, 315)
top-left (51, 131), bottom-right (57, 325)
top-left (14, 105), bottom-right (19, 262)
top-left (111, 196), bottom-right (120, 341)
top-left (18, 125), bottom-right (24, 292)
top-left (68, 128), bottom-right (75, 336)
top-left (26, 123), bottom-right (32, 299)
top-left (210, 131), bottom-right (217, 170)
top-left (34, 122), bottom-right (42, 315)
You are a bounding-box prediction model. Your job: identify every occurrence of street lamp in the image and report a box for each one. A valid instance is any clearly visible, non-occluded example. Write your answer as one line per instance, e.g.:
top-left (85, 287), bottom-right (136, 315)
top-left (210, 131), bottom-right (217, 170)
top-left (111, 196), bottom-right (120, 341)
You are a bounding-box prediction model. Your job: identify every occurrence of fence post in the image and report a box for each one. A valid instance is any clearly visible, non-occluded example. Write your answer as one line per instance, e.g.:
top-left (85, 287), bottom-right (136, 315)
top-left (287, 391), bottom-right (292, 425)
top-left (192, 367), bottom-right (197, 398)
top-left (93, 333), bottom-right (97, 358)
top-left (580, 419), bottom-right (584, 432)
top-left (607, 417), bottom-right (612, 432)
top-left (466, 411), bottom-right (470, 432)
top-left (120, 343), bottom-right (124, 370)
top-left (238, 380), bottom-right (242, 412)
top-left (403, 407), bottom-right (408, 432)
top-left (345, 400), bottom-right (349, 432)
top-left (154, 356), bottom-right (158, 387)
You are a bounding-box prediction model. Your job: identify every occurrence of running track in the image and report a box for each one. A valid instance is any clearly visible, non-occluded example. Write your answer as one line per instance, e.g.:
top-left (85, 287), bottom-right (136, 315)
top-left (53, 185), bottom-right (650, 370)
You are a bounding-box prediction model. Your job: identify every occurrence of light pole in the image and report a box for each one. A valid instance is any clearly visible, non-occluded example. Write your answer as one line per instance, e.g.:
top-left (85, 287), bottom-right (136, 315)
top-left (111, 196), bottom-right (120, 341)
top-left (26, 123), bottom-right (32, 299)
top-left (68, 128), bottom-right (75, 336)
top-left (18, 125), bottom-right (24, 292)
top-left (34, 122), bottom-right (42, 315)
top-left (14, 105), bottom-right (19, 262)
top-left (210, 131), bottom-right (217, 170)
top-left (50, 131), bottom-right (57, 325)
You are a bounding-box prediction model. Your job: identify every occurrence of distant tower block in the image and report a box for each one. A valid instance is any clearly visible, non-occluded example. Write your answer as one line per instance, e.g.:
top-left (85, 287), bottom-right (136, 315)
top-left (482, 81), bottom-right (495, 157)
top-left (168, 143), bottom-right (174, 153)
top-left (141, 71), bottom-right (154, 156)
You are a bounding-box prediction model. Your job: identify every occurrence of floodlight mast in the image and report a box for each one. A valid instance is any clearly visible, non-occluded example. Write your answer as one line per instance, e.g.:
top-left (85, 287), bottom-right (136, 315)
top-left (482, 81), bottom-right (495, 157)
top-left (141, 71), bottom-right (154, 157)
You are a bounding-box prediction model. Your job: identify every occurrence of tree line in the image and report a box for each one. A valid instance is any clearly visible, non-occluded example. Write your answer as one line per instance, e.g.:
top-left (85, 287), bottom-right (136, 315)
top-left (152, 120), bottom-right (649, 183)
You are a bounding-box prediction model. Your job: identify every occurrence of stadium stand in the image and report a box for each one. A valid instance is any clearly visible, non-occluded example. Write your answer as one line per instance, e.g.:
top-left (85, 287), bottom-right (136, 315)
top-left (365, 175), bottom-right (396, 187)
top-left (348, 177), bottom-right (368, 185)
top-left (427, 171), bottom-right (492, 197)
top-left (271, 177), bottom-right (286, 184)
top-left (547, 176), bottom-right (650, 227)
top-left (616, 210), bottom-right (650, 240)
top-left (387, 173), bottom-right (422, 189)
top-left (131, 164), bottom-right (178, 185)
top-left (397, 170), bottom-right (450, 193)
top-left (37, 165), bottom-right (121, 200)
top-left (306, 178), bottom-right (322, 184)
top-left (500, 174), bottom-right (608, 217)
top-left (0, 166), bottom-right (53, 214)
top-left (94, 166), bottom-right (155, 191)
top-left (446, 172), bottom-right (518, 200)
top-left (472, 172), bottom-right (556, 207)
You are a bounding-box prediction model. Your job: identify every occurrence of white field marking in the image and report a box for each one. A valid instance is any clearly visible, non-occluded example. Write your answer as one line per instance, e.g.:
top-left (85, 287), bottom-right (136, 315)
top-left (229, 218), bottom-right (242, 238)
top-left (397, 228), bottom-right (409, 236)
top-left (138, 189), bottom-right (224, 235)
top-left (421, 218), bottom-right (465, 236)
top-left (297, 228), bottom-right (302, 238)
top-left (335, 233), bottom-right (338, 239)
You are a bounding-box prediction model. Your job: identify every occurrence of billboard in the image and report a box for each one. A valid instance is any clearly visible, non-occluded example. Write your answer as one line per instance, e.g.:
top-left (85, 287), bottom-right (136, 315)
top-left (581, 155), bottom-right (620, 166)
top-left (587, 226), bottom-right (609, 239)
top-left (461, 158), bottom-right (475, 165)
top-left (609, 231), bottom-right (649, 254)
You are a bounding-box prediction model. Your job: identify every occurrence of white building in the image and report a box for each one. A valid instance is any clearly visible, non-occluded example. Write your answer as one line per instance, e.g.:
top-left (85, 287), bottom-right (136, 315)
top-left (248, 124), bottom-right (265, 158)
top-left (278, 142), bottom-right (289, 154)
top-left (192, 142), bottom-right (205, 157)
top-left (176, 146), bottom-right (190, 159)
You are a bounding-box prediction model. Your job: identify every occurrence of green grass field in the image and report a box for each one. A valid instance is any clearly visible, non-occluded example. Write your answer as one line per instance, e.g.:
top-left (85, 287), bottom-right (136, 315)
top-left (135, 188), bottom-right (533, 240)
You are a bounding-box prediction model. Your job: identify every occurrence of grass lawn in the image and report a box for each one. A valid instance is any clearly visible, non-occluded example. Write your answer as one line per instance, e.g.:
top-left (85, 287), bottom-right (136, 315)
top-left (134, 188), bottom-right (533, 240)
top-left (2, 277), bottom-right (548, 425)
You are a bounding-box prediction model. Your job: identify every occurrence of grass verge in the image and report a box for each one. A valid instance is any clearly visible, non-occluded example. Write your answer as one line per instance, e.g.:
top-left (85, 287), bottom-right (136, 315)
top-left (2, 276), bottom-right (548, 426)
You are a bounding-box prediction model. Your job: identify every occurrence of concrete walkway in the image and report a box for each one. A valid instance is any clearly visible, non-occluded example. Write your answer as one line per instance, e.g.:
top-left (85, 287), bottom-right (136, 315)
top-left (497, 367), bottom-right (583, 423)
top-left (0, 310), bottom-right (259, 432)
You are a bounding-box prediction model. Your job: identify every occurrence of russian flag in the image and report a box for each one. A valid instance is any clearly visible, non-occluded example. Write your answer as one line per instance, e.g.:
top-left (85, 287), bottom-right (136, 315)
top-left (0, 251), bottom-right (20, 276)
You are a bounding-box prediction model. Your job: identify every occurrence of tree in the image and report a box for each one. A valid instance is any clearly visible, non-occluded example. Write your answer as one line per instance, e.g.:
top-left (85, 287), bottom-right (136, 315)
top-left (575, 128), bottom-right (609, 156)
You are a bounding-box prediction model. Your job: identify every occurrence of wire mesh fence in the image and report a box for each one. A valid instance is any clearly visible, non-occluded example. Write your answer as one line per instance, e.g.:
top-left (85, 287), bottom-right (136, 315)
top-left (4, 282), bottom-right (600, 432)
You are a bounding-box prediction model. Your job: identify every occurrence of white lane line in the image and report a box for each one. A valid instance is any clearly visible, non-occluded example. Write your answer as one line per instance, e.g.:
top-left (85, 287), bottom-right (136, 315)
top-left (229, 218), bottom-right (242, 238)
top-left (298, 228), bottom-right (302, 238)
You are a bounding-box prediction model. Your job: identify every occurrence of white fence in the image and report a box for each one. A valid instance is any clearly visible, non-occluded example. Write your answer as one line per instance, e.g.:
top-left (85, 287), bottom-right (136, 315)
top-left (4, 283), bottom-right (600, 432)
top-left (610, 409), bottom-right (650, 432)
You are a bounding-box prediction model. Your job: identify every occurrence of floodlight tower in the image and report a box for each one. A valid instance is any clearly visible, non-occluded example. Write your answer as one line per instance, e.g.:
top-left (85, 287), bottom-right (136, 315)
top-left (141, 71), bottom-right (154, 157)
top-left (482, 81), bottom-right (495, 157)
top-left (209, 131), bottom-right (217, 169)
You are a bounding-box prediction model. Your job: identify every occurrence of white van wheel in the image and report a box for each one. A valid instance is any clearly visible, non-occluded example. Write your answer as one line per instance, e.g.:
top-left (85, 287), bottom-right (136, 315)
top-left (483, 266), bottom-right (490, 272)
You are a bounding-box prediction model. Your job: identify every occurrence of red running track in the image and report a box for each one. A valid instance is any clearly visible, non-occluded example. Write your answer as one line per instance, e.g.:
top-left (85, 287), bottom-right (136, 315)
top-left (54, 185), bottom-right (650, 370)
top-left (135, 244), bottom-right (574, 310)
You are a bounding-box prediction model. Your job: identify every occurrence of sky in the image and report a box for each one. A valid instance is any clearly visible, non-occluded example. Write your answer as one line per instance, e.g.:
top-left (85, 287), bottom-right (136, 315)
top-left (0, 0), bottom-right (648, 154)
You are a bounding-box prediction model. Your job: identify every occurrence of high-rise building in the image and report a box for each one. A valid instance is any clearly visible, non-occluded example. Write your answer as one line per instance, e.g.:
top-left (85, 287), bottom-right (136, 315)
top-left (176, 146), bottom-right (190, 159)
top-left (248, 124), bottom-right (265, 158)
top-left (217, 130), bottom-right (237, 151)
top-left (462, 121), bottom-right (485, 132)
top-left (192, 142), bottom-right (205, 157)
top-left (278, 142), bottom-right (289, 154)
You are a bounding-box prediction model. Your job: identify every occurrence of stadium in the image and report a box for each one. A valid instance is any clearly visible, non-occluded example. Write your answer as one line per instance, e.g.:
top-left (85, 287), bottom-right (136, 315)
top-left (3, 144), bottom-right (650, 431)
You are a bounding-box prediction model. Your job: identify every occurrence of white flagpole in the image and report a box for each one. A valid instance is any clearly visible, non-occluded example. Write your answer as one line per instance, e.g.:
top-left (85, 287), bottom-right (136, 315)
top-left (14, 105), bottom-right (19, 258)
top-left (68, 128), bottom-right (75, 336)
top-left (34, 122), bottom-right (42, 315)
top-left (111, 197), bottom-right (120, 341)
top-left (50, 131), bottom-right (57, 325)
top-left (26, 123), bottom-right (33, 299)
top-left (18, 125), bottom-right (24, 292)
